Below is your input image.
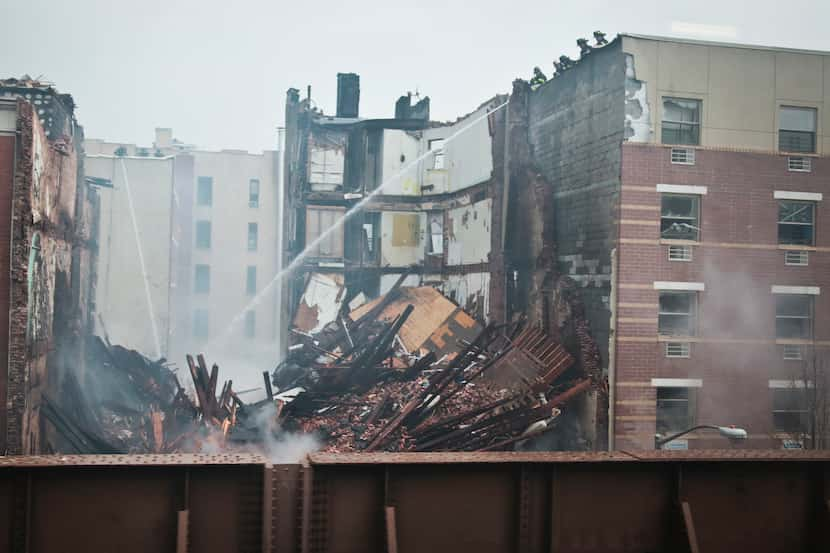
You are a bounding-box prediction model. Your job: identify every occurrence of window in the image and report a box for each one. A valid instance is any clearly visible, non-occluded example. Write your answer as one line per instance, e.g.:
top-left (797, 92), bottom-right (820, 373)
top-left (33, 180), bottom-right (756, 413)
top-left (246, 266), bottom-right (257, 296)
top-left (249, 178), bottom-right (260, 208)
top-left (197, 176), bottom-right (213, 206)
top-left (247, 222), bottom-right (258, 251)
top-left (428, 212), bottom-right (443, 255)
top-left (656, 387), bottom-right (696, 435)
top-left (661, 194), bottom-right (699, 241)
top-left (305, 207), bottom-right (345, 258)
top-left (193, 309), bottom-right (209, 339)
top-left (195, 221), bottom-right (211, 249)
top-left (658, 292), bottom-right (697, 336)
top-left (772, 389), bottom-right (808, 433)
top-left (662, 98), bottom-right (701, 145)
top-left (244, 310), bottom-right (256, 338)
top-left (429, 138), bottom-right (446, 170)
top-left (779, 106), bottom-right (817, 153)
top-left (194, 264), bottom-right (210, 294)
top-left (360, 212), bottom-right (380, 263)
top-left (778, 200), bottom-right (814, 246)
top-left (775, 294), bottom-right (813, 339)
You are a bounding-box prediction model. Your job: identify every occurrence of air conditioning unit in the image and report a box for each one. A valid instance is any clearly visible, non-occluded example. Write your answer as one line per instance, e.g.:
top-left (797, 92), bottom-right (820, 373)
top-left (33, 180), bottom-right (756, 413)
top-left (668, 244), bottom-right (692, 261)
top-left (671, 148), bottom-right (696, 165)
top-left (787, 156), bottom-right (812, 172)
top-left (665, 342), bottom-right (691, 358)
top-left (784, 250), bottom-right (808, 266)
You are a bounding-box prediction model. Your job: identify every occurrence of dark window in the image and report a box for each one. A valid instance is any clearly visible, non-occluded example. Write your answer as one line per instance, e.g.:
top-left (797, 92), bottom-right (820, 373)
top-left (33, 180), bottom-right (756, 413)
top-left (778, 200), bottom-right (815, 246)
top-left (244, 310), bottom-right (256, 338)
top-left (656, 387), bottom-right (696, 435)
top-left (361, 212), bottom-right (381, 264)
top-left (658, 292), bottom-right (698, 336)
top-left (197, 176), bottom-right (213, 206)
top-left (194, 264), bottom-right (210, 294)
top-left (193, 309), bottom-right (209, 339)
top-left (662, 98), bottom-right (701, 145)
top-left (772, 388), bottom-right (808, 433)
top-left (661, 194), bottom-right (700, 241)
top-left (249, 178), bottom-right (260, 208)
top-left (195, 221), bottom-right (211, 249)
top-left (779, 106), bottom-right (817, 153)
top-left (775, 294), bottom-right (813, 339)
top-left (247, 222), bottom-right (258, 251)
top-left (246, 266), bottom-right (257, 296)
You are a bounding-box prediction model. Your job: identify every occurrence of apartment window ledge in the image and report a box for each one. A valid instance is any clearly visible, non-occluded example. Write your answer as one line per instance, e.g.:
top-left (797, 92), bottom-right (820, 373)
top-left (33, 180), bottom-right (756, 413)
top-left (778, 150), bottom-right (819, 157)
top-left (777, 244), bottom-right (817, 251)
top-left (657, 335), bottom-right (698, 342)
top-left (775, 338), bottom-right (816, 346)
top-left (660, 239), bottom-right (700, 246)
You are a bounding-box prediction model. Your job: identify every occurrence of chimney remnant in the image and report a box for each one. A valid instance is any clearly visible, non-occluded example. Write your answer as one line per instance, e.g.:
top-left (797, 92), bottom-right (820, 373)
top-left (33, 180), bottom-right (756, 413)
top-left (336, 73), bottom-right (360, 118)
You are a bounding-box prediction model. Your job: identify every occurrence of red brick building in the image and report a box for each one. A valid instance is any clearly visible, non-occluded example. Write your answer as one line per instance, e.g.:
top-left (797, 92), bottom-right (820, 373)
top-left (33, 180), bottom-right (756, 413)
top-left (502, 34), bottom-right (830, 450)
top-left (0, 79), bottom-right (99, 454)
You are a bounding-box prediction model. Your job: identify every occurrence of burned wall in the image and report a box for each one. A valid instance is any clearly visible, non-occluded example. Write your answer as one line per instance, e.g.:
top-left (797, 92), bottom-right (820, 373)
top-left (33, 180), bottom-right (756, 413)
top-left (525, 41), bottom-right (626, 370)
top-left (4, 98), bottom-right (95, 454)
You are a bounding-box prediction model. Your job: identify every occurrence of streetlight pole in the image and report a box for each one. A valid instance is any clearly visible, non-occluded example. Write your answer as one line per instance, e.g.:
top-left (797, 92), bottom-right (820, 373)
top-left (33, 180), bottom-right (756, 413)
top-left (655, 425), bottom-right (747, 449)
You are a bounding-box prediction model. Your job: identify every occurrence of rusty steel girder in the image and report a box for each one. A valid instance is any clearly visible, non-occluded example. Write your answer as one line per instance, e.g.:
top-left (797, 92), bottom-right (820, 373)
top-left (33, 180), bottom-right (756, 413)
top-left (1, 450), bottom-right (829, 553)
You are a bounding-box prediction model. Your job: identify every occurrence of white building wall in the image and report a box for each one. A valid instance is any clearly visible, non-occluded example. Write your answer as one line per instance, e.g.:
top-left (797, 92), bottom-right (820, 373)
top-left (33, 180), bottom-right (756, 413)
top-left (180, 149), bottom-right (281, 386)
top-left (87, 136), bottom-right (281, 390)
top-left (421, 102), bottom-right (495, 195)
top-left (379, 211), bottom-right (426, 267)
top-left (446, 198), bottom-right (491, 265)
top-left (380, 129), bottom-right (420, 195)
top-left (85, 155), bottom-right (174, 358)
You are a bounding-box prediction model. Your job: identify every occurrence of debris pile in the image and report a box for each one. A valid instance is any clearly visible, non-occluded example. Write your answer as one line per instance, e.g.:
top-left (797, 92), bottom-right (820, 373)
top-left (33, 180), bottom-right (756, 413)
top-left (46, 277), bottom-right (598, 455)
top-left (272, 274), bottom-right (596, 452)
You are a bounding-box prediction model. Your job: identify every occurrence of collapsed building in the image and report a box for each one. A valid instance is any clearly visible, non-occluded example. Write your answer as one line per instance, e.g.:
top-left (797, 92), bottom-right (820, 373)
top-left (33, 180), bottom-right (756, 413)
top-left (280, 74), bottom-right (607, 450)
top-left (281, 32), bottom-right (830, 452)
top-left (0, 78), bottom-right (100, 454)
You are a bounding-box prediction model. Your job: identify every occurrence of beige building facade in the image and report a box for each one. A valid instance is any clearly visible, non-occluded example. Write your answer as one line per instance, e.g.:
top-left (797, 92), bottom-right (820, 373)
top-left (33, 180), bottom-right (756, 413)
top-left (85, 130), bottom-right (281, 388)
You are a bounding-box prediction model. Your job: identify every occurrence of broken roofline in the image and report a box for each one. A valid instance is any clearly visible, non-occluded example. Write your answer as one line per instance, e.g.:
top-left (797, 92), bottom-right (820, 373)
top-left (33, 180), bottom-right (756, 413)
top-left (620, 32), bottom-right (830, 57)
top-left (312, 116), bottom-right (430, 131)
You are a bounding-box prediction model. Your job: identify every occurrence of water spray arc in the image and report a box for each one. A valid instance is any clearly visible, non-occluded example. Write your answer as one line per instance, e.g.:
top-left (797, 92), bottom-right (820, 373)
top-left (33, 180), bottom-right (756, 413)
top-left (119, 158), bottom-right (163, 359)
top-left (209, 99), bottom-right (510, 349)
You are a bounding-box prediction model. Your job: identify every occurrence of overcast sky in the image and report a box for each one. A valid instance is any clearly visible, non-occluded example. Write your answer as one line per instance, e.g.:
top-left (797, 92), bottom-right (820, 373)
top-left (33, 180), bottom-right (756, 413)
top-left (3, 0), bottom-right (828, 153)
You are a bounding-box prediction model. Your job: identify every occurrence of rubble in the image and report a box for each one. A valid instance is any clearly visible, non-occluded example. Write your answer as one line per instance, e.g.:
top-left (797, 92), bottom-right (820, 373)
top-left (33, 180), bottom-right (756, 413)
top-left (48, 281), bottom-right (597, 455)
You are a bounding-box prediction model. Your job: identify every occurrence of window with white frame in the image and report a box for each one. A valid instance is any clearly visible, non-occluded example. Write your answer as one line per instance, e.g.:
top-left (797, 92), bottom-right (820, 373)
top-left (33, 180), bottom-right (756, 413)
top-left (778, 200), bottom-right (815, 246)
top-left (772, 388), bottom-right (808, 434)
top-left (197, 176), bottom-right (213, 206)
top-left (658, 292), bottom-right (698, 336)
top-left (428, 138), bottom-right (445, 170)
top-left (779, 106), bottom-right (817, 153)
top-left (656, 387), bottom-right (697, 435)
top-left (661, 194), bottom-right (700, 241)
top-left (775, 294), bottom-right (813, 339)
top-left (662, 98), bottom-right (701, 146)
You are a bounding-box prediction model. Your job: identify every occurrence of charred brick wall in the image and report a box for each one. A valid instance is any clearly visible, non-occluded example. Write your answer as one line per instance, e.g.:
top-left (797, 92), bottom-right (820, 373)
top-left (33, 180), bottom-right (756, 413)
top-left (615, 143), bottom-right (830, 449)
top-left (0, 127), bottom-right (14, 453)
top-left (524, 42), bottom-right (626, 369)
top-left (3, 98), bottom-right (94, 454)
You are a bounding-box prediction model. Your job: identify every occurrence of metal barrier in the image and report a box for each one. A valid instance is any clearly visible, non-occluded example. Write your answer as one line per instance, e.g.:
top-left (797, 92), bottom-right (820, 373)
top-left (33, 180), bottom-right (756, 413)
top-left (2, 450), bottom-right (829, 553)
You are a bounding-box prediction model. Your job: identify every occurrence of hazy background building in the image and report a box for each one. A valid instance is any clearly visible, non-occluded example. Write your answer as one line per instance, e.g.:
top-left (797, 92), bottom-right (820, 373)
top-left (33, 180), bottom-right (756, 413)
top-left (85, 129), bottom-right (282, 390)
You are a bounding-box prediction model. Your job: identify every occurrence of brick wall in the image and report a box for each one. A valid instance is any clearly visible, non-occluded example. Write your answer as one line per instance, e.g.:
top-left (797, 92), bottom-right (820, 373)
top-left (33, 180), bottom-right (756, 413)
top-left (526, 42), bottom-right (626, 367)
top-left (0, 134), bottom-right (14, 453)
top-left (615, 143), bottom-right (830, 449)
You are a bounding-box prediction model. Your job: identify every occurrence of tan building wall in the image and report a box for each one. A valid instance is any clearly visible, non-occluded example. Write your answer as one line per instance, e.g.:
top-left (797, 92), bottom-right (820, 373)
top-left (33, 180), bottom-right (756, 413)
top-left (623, 34), bottom-right (830, 154)
top-left (85, 155), bottom-right (174, 359)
